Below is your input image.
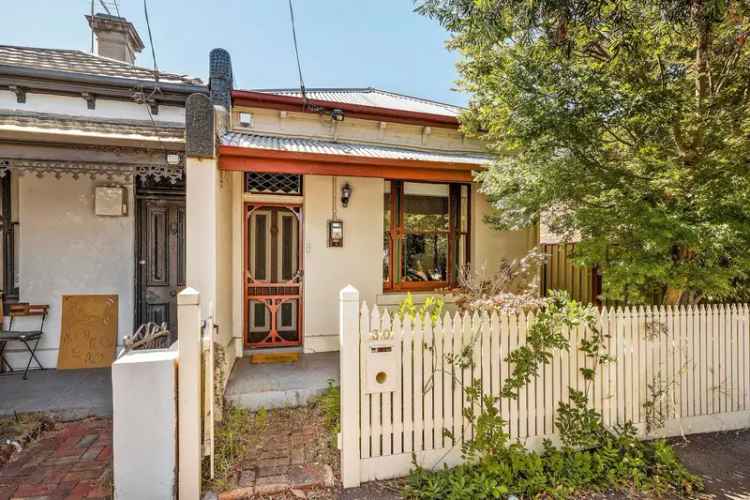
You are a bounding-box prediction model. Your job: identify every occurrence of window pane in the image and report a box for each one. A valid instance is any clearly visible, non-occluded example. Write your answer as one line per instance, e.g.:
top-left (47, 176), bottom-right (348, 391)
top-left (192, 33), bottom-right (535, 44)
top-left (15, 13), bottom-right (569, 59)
top-left (253, 214), bottom-right (267, 280)
top-left (280, 215), bottom-right (296, 281)
top-left (403, 182), bottom-right (449, 233)
top-left (402, 233), bottom-right (448, 282)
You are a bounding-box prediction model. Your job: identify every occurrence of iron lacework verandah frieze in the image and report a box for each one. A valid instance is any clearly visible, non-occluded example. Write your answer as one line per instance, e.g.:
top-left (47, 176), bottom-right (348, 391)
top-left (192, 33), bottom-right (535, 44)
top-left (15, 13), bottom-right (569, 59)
top-left (0, 158), bottom-right (184, 184)
top-left (245, 172), bottom-right (302, 195)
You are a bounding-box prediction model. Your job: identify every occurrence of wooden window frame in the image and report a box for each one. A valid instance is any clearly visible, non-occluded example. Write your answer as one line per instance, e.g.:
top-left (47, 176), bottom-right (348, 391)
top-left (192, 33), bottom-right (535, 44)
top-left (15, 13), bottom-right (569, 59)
top-left (384, 180), bottom-right (471, 292)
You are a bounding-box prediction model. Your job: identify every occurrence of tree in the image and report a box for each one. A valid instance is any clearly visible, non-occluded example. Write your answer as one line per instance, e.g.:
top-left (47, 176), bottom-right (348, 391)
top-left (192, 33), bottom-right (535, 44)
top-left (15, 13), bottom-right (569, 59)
top-left (417, 0), bottom-right (750, 304)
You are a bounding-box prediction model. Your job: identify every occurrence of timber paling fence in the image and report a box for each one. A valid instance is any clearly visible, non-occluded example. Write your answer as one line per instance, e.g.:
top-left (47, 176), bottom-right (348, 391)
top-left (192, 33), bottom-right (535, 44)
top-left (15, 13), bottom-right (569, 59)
top-left (338, 287), bottom-right (750, 487)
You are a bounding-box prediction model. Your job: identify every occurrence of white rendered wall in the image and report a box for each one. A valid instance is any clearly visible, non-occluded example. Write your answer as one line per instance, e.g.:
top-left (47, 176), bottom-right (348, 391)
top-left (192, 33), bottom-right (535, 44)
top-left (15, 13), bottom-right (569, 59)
top-left (302, 175), bottom-right (384, 353)
top-left (0, 89), bottom-right (184, 123)
top-left (112, 349), bottom-right (178, 500)
top-left (5, 176), bottom-right (135, 368)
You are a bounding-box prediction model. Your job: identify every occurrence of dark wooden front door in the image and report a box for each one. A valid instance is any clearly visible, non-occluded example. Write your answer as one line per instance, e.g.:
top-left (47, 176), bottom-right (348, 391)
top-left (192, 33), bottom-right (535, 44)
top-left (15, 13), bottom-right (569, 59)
top-left (136, 198), bottom-right (185, 335)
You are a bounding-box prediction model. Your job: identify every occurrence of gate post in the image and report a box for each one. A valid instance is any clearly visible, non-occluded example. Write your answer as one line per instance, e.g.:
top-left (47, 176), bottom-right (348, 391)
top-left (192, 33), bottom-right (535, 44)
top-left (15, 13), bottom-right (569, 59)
top-left (178, 288), bottom-right (202, 500)
top-left (339, 285), bottom-right (361, 488)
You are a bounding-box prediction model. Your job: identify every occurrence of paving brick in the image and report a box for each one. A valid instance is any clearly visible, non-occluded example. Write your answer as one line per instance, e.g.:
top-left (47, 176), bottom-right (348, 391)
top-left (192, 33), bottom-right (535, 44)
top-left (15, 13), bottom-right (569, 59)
top-left (68, 479), bottom-right (97, 497)
top-left (0, 419), bottom-right (112, 500)
top-left (95, 447), bottom-right (111, 461)
top-left (13, 482), bottom-right (56, 496)
top-left (238, 469), bottom-right (256, 487)
top-left (79, 446), bottom-right (104, 462)
top-left (257, 464), bottom-right (289, 478)
top-left (76, 434), bottom-right (98, 449)
top-left (254, 474), bottom-right (290, 496)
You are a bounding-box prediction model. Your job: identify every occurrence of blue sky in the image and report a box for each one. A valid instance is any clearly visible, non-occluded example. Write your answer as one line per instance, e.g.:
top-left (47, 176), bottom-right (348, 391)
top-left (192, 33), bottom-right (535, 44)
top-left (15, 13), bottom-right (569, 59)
top-left (2, 0), bottom-right (467, 107)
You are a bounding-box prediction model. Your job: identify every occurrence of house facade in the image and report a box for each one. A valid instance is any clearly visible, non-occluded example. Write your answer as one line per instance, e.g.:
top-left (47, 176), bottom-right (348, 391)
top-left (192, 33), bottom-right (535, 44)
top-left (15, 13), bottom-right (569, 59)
top-left (0, 14), bottom-right (205, 369)
top-left (185, 52), bottom-right (537, 385)
top-left (0, 14), bottom-right (536, 378)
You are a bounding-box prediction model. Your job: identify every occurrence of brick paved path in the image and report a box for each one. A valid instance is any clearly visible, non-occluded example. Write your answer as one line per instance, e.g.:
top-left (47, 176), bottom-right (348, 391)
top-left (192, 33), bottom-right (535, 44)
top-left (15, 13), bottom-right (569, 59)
top-left (0, 418), bottom-right (112, 499)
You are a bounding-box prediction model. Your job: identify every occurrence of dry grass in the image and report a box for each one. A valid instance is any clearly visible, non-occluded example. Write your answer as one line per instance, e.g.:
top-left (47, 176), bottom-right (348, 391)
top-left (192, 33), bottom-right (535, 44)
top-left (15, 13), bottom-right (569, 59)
top-left (0, 413), bottom-right (53, 468)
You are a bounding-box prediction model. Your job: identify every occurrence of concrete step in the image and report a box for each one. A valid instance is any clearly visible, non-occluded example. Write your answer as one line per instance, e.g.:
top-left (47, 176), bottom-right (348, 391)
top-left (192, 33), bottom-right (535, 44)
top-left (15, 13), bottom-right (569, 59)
top-left (224, 351), bottom-right (339, 411)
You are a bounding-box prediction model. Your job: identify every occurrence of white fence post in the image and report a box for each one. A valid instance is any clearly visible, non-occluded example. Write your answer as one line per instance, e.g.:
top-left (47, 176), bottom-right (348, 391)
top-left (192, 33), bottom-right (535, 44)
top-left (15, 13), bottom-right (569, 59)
top-left (178, 288), bottom-right (202, 500)
top-left (340, 285), bottom-right (361, 488)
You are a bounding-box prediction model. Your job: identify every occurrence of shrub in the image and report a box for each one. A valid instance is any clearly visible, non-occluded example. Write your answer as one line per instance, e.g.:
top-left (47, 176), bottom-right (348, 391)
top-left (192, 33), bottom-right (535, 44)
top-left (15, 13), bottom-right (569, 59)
top-left (404, 292), bottom-right (702, 499)
top-left (317, 379), bottom-right (341, 447)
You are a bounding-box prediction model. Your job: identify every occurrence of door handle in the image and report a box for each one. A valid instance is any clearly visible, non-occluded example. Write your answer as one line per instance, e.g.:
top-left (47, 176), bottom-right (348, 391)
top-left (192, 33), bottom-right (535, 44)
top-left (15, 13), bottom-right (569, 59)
top-left (169, 290), bottom-right (177, 297)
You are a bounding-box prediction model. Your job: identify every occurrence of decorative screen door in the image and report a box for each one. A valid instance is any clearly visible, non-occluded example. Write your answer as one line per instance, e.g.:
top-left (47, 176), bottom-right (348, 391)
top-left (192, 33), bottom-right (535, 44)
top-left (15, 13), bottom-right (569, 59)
top-left (244, 203), bottom-right (303, 348)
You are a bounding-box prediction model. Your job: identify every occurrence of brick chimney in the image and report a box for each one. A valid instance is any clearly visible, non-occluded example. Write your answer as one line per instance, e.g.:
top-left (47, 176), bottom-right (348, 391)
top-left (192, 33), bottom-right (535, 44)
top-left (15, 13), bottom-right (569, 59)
top-left (85, 13), bottom-right (145, 64)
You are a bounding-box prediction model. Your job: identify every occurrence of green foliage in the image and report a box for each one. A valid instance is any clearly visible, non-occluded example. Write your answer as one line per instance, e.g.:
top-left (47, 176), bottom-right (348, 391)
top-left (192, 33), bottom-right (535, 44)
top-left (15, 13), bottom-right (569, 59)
top-left (404, 292), bottom-right (702, 498)
top-left (205, 405), bottom-right (267, 491)
top-left (317, 378), bottom-right (341, 447)
top-left (501, 291), bottom-right (604, 399)
top-left (398, 292), bottom-right (445, 325)
top-left (417, 0), bottom-right (750, 304)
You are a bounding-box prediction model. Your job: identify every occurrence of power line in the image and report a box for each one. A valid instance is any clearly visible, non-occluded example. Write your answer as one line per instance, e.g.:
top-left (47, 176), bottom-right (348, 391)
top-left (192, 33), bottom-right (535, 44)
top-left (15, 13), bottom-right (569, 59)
top-left (98, 0), bottom-right (111, 15)
top-left (143, 0), bottom-right (159, 78)
top-left (288, 0), bottom-right (307, 108)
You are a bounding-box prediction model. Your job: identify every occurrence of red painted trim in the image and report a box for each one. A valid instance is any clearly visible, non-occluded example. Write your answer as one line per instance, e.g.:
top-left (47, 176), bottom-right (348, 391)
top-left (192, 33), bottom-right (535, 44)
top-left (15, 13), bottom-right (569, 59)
top-left (221, 155), bottom-right (474, 183)
top-left (232, 90), bottom-right (460, 129)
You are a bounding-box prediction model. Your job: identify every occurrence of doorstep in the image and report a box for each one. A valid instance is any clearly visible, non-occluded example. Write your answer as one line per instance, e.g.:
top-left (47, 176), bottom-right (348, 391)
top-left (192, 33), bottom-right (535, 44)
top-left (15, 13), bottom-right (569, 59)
top-left (224, 351), bottom-right (339, 411)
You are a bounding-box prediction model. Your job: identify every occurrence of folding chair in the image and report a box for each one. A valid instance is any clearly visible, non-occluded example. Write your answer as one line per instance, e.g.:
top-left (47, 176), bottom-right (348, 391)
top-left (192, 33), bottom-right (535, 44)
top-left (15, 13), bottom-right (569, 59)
top-left (0, 303), bottom-right (49, 379)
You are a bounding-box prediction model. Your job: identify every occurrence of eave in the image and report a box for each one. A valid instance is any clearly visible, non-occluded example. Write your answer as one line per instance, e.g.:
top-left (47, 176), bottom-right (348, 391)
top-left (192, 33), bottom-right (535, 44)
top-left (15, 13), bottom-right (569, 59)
top-left (0, 65), bottom-right (207, 105)
top-left (232, 90), bottom-right (461, 130)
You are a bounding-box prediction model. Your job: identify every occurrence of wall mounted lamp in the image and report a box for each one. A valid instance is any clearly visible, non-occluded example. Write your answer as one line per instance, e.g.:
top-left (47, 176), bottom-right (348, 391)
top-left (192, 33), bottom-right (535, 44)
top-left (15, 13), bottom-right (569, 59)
top-left (331, 108), bottom-right (345, 122)
top-left (341, 182), bottom-right (352, 207)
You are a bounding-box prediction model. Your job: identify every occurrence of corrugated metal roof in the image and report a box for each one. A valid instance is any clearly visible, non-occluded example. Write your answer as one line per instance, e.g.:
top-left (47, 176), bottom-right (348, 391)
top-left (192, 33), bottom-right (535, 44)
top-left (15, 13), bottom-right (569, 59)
top-left (222, 131), bottom-right (489, 165)
top-left (252, 87), bottom-right (462, 118)
top-left (0, 45), bottom-right (203, 86)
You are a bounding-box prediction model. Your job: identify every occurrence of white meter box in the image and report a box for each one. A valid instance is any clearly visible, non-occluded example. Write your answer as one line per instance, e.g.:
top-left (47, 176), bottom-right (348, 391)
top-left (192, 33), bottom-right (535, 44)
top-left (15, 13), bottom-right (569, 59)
top-left (365, 339), bottom-right (399, 394)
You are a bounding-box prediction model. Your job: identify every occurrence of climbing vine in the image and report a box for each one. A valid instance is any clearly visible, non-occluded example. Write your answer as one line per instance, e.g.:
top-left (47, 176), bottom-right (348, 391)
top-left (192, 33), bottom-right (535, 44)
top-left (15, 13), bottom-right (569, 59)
top-left (404, 291), bottom-right (702, 499)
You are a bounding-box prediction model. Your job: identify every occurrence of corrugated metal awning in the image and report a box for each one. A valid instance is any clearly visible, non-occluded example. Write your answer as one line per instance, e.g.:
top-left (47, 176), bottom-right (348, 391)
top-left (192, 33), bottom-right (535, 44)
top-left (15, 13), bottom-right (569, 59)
top-left (221, 131), bottom-right (490, 166)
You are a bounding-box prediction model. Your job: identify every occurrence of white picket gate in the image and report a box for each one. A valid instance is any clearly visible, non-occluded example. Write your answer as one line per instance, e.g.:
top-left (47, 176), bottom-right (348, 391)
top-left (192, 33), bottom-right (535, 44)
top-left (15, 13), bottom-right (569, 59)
top-left (338, 286), bottom-right (750, 488)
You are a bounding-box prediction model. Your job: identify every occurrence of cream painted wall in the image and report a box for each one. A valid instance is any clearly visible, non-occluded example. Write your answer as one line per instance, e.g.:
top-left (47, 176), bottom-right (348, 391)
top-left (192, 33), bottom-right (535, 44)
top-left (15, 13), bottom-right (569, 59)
top-left (0, 90), bottom-right (185, 123)
top-left (5, 176), bottom-right (135, 368)
top-left (302, 175), bottom-right (384, 353)
top-left (186, 157), bottom-right (236, 388)
top-left (472, 184), bottom-right (537, 276)
top-left (215, 169), bottom-right (236, 374)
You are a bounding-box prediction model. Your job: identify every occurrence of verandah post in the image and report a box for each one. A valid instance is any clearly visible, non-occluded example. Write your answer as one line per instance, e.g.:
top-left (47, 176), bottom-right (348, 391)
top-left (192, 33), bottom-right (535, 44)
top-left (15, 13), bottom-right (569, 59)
top-left (339, 285), bottom-right (361, 488)
top-left (178, 287), bottom-right (202, 500)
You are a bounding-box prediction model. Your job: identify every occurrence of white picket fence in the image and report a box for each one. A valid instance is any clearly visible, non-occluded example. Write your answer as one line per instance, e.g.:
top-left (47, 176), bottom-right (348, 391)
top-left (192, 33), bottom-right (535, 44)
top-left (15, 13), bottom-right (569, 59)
top-left (338, 286), bottom-right (750, 487)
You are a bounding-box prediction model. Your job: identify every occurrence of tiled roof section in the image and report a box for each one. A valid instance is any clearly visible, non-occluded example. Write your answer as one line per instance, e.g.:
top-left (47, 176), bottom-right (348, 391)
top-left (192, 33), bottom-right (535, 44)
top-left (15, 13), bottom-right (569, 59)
top-left (0, 110), bottom-right (184, 141)
top-left (0, 45), bottom-right (202, 86)
top-left (252, 87), bottom-right (463, 118)
top-left (222, 131), bottom-right (489, 165)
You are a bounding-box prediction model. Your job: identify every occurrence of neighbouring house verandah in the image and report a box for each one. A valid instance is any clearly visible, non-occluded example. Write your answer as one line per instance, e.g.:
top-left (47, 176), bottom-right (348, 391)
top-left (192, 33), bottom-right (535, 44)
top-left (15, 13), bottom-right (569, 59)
top-left (0, 14), bottom-right (205, 406)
